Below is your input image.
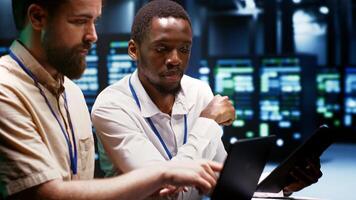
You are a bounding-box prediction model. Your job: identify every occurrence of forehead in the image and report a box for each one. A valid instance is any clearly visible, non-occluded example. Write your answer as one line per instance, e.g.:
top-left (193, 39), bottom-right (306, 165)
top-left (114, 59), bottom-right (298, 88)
top-left (147, 17), bottom-right (192, 43)
top-left (59, 0), bottom-right (102, 17)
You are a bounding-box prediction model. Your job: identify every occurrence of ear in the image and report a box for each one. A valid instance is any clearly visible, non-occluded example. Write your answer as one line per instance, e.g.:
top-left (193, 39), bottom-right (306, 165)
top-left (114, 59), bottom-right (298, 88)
top-left (128, 39), bottom-right (139, 61)
top-left (27, 4), bottom-right (48, 31)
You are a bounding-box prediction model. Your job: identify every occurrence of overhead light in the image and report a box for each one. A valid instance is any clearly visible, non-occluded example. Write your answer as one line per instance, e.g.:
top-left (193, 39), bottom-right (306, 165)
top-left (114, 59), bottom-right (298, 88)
top-left (292, 0), bottom-right (302, 4)
top-left (319, 6), bottom-right (329, 14)
top-left (276, 138), bottom-right (284, 147)
top-left (293, 10), bottom-right (326, 35)
top-left (245, 0), bottom-right (256, 10)
top-left (233, 0), bottom-right (262, 18)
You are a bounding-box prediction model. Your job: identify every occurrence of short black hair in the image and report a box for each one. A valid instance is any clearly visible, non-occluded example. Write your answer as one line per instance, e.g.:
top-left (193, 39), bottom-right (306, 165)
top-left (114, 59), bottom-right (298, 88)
top-left (12, 0), bottom-right (68, 31)
top-left (131, 0), bottom-right (191, 45)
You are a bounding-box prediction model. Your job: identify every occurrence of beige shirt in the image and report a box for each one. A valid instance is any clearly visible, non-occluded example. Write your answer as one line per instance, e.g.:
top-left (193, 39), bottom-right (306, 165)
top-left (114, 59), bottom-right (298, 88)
top-left (0, 41), bottom-right (94, 197)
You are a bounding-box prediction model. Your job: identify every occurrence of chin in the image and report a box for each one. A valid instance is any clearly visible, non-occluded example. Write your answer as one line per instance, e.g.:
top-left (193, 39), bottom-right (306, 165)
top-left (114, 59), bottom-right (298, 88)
top-left (165, 84), bottom-right (182, 94)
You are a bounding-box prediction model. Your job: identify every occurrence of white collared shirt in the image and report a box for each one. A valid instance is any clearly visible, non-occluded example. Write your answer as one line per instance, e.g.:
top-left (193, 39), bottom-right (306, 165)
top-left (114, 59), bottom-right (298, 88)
top-left (92, 70), bottom-right (227, 199)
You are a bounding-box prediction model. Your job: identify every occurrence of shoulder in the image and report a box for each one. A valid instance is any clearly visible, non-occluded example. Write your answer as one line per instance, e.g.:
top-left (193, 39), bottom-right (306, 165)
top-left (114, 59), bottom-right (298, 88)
top-left (97, 75), bottom-right (130, 103)
top-left (180, 75), bottom-right (214, 107)
top-left (0, 55), bottom-right (16, 71)
top-left (0, 55), bottom-right (30, 94)
top-left (63, 77), bottom-right (87, 103)
top-left (92, 75), bottom-right (133, 113)
top-left (181, 75), bottom-right (212, 92)
top-left (64, 77), bottom-right (82, 93)
top-left (0, 55), bottom-right (20, 83)
top-left (181, 75), bottom-right (213, 98)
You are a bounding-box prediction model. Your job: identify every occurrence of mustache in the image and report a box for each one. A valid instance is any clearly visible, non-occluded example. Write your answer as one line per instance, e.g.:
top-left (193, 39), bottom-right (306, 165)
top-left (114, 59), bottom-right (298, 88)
top-left (82, 43), bottom-right (92, 50)
top-left (76, 43), bottom-right (92, 52)
top-left (159, 68), bottom-right (183, 76)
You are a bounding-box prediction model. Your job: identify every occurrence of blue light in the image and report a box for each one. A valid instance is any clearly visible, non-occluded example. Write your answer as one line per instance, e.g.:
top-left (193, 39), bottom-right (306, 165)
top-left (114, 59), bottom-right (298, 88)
top-left (279, 121), bottom-right (291, 128)
top-left (230, 137), bottom-right (238, 144)
top-left (293, 133), bottom-right (302, 140)
top-left (319, 6), bottom-right (329, 15)
top-left (344, 115), bottom-right (352, 126)
top-left (199, 67), bottom-right (210, 75)
top-left (276, 139), bottom-right (284, 147)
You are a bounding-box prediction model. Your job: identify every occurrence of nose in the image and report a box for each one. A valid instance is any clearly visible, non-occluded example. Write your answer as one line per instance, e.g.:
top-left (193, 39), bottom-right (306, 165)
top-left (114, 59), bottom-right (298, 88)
top-left (84, 23), bottom-right (98, 44)
top-left (166, 49), bottom-right (181, 67)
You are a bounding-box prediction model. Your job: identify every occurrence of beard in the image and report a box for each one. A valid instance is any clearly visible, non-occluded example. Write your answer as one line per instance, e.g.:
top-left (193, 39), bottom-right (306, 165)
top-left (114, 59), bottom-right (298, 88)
top-left (150, 78), bottom-right (182, 95)
top-left (149, 68), bottom-right (183, 95)
top-left (42, 28), bottom-right (90, 80)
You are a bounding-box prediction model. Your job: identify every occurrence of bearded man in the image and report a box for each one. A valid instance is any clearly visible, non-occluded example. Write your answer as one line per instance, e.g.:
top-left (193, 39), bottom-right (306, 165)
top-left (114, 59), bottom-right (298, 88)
top-left (0, 1), bottom-right (223, 199)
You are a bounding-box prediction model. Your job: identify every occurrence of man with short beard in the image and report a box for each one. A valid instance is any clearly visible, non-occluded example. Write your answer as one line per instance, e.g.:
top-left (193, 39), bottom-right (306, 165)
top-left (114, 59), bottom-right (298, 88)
top-left (0, 0), bottom-right (224, 199)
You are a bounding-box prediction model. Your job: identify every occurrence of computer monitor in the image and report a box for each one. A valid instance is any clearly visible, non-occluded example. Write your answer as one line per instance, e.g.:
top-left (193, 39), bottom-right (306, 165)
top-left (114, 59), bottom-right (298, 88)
top-left (197, 59), bottom-right (210, 85)
top-left (259, 57), bottom-right (302, 138)
top-left (211, 57), bottom-right (259, 146)
top-left (344, 67), bottom-right (356, 134)
top-left (73, 44), bottom-right (99, 112)
top-left (315, 68), bottom-right (342, 128)
top-left (258, 55), bottom-right (317, 159)
top-left (105, 37), bottom-right (136, 86)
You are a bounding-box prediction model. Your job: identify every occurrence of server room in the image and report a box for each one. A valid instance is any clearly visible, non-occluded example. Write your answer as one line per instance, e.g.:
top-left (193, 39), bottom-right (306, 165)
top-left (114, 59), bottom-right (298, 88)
top-left (0, 0), bottom-right (355, 199)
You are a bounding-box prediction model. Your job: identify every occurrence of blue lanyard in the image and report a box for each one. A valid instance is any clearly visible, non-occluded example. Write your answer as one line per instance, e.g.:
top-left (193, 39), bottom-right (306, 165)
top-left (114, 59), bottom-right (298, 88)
top-left (129, 75), bottom-right (187, 159)
top-left (9, 50), bottom-right (78, 175)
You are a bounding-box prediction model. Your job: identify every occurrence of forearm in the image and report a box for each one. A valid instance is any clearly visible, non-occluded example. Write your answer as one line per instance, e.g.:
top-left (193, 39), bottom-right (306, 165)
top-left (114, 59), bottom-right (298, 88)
top-left (23, 168), bottom-right (165, 200)
top-left (173, 117), bottom-right (224, 161)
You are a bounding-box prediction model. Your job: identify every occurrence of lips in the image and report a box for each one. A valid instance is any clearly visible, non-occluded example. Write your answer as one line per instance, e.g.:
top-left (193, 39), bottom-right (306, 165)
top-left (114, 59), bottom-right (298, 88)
top-left (78, 44), bottom-right (92, 56)
top-left (161, 70), bottom-right (183, 82)
top-left (80, 49), bottom-right (89, 55)
top-left (78, 47), bottom-right (91, 56)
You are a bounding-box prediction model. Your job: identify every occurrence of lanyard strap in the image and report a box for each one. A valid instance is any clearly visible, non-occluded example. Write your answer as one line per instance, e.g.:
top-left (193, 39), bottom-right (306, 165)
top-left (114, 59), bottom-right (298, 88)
top-left (9, 50), bottom-right (78, 175)
top-left (129, 75), bottom-right (187, 159)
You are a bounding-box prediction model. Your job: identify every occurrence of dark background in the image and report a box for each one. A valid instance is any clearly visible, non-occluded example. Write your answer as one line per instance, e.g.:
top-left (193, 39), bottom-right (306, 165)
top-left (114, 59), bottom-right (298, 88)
top-left (0, 0), bottom-right (355, 172)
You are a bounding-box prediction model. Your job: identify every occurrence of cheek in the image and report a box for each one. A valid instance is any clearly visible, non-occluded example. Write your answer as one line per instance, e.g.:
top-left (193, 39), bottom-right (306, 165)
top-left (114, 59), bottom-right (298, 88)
top-left (179, 54), bottom-right (190, 68)
top-left (59, 26), bottom-right (84, 45)
top-left (182, 54), bottom-right (190, 63)
top-left (144, 53), bottom-right (165, 67)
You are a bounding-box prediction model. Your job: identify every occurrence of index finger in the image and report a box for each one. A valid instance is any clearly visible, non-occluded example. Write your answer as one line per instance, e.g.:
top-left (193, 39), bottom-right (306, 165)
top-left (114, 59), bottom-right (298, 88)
top-left (207, 161), bottom-right (223, 172)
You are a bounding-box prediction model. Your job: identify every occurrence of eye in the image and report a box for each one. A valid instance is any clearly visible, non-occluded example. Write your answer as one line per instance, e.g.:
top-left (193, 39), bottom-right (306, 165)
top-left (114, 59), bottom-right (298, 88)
top-left (70, 19), bottom-right (88, 26)
top-left (179, 45), bottom-right (191, 54)
top-left (94, 17), bottom-right (101, 26)
top-left (156, 45), bottom-right (167, 53)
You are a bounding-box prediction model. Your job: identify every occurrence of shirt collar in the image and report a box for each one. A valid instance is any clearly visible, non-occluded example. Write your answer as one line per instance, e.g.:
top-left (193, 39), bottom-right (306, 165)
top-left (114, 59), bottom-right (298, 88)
top-left (10, 40), bottom-right (64, 97)
top-left (130, 69), bottom-right (192, 118)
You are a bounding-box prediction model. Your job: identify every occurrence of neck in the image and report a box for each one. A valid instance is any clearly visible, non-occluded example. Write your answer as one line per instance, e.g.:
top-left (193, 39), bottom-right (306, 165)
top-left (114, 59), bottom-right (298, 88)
top-left (138, 73), bottom-right (175, 115)
top-left (19, 31), bottom-right (60, 79)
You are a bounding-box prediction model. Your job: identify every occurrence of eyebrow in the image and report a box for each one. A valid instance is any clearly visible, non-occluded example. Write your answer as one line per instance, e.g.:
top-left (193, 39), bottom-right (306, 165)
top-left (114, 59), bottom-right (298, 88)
top-left (68, 14), bottom-right (102, 22)
top-left (70, 14), bottom-right (93, 19)
top-left (152, 35), bottom-right (192, 42)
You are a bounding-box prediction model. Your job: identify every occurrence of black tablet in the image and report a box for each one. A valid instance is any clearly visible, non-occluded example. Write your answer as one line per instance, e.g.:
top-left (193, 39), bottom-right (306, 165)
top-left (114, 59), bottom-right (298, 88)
top-left (211, 135), bottom-right (275, 200)
top-left (256, 125), bottom-right (334, 193)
